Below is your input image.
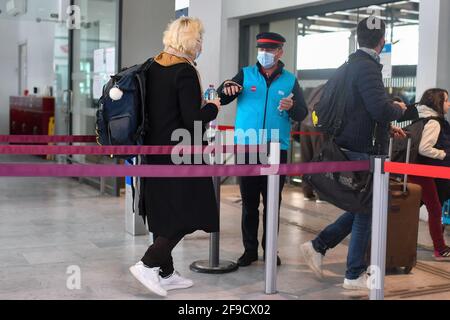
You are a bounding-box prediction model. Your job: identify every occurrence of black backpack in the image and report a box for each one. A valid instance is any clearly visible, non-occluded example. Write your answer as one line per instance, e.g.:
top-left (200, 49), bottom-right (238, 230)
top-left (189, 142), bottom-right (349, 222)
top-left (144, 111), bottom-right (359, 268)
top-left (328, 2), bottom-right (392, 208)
top-left (312, 56), bottom-right (362, 137)
top-left (391, 117), bottom-right (443, 164)
top-left (96, 58), bottom-right (154, 154)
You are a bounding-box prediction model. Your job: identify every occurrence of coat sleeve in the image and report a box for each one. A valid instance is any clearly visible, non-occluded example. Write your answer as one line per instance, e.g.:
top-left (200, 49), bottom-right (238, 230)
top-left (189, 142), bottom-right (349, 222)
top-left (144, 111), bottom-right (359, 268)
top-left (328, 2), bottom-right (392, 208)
top-left (419, 120), bottom-right (446, 160)
top-left (288, 80), bottom-right (308, 122)
top-left (355, 62), bottom-right (404, 123)
top-left (176, 65), bottom-right (218, 131)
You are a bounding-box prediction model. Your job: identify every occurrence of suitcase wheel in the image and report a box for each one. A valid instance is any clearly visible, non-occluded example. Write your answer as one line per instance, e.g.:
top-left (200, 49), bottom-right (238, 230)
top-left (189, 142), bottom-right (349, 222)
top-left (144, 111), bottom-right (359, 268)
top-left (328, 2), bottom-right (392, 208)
top-left (404, 266), bottom-right (413, 274)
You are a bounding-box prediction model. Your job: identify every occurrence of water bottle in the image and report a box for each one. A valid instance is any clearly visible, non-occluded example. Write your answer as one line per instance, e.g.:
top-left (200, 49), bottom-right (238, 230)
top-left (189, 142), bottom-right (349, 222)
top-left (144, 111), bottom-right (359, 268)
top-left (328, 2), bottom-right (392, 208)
top-left (204, 84), bottom-right (218, 101)
top-left (443, 200), bottom-right (450, 226)
top-left (204, 85), bottom-right (218, 141)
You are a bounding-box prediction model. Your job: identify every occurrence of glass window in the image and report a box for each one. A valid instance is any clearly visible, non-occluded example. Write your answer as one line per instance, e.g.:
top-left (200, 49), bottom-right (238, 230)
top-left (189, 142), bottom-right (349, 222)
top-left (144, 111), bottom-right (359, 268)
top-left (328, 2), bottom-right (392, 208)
top-left (298, 31), bottom-right (352, 70)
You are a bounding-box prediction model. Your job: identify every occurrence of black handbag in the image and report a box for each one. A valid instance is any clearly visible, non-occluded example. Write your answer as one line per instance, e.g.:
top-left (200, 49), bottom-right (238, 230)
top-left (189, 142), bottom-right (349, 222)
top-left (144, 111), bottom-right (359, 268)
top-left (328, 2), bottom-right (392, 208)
top-left (303, 138), bottom-right (373, 214)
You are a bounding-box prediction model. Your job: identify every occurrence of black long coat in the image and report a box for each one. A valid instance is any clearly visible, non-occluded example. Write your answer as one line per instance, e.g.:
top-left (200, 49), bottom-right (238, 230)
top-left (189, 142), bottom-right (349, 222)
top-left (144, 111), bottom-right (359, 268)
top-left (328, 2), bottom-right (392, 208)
top-left (139, 61), bottom-right (219, 238)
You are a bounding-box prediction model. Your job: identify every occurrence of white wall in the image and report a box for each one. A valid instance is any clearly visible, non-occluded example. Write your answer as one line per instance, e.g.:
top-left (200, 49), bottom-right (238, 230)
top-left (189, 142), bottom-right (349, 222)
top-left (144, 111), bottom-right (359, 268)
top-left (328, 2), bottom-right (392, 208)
top-left (436, 0), bottom-right (450, 100)
top-left (18, 20), bottom-right (55, 94)
top-left (0, 18), bottom-right (55, 135)
top-left (416, 0), bottom-right (443, 98)
top-left (416, 0), bottom-right (450, 122)
top-left (0, 19), bottom-right (19, 135)
top-left (121, 0), bottom-right (175, 67)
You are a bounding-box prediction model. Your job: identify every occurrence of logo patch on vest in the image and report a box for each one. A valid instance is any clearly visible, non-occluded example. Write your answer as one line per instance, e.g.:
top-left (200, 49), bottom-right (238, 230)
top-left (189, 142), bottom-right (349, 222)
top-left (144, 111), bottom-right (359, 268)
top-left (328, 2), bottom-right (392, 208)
top-left (251, 86), bottom-right (257, 92)
top-left (278, 90), bottom-right (285, 96)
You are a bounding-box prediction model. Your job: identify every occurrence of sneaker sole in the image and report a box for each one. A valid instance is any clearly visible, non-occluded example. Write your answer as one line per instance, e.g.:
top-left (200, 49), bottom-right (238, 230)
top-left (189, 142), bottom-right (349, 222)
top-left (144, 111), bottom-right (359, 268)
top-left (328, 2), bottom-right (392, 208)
top-left (162, 283), bottom-right (194, 291)
top-left (300, 245), bottom-right (323, 279)
top-left (433, 256), bottom-right (450, 261)
top-left (342, 283), bottom-right (369, 291)
top-left (129, 266), bottom-right (167, 297)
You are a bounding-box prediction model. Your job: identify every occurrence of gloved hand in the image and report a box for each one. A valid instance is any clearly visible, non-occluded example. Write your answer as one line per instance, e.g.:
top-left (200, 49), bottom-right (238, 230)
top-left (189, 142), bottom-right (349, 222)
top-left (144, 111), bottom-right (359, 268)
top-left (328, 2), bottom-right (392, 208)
top-left (445, 150), bottom-right (450, 161)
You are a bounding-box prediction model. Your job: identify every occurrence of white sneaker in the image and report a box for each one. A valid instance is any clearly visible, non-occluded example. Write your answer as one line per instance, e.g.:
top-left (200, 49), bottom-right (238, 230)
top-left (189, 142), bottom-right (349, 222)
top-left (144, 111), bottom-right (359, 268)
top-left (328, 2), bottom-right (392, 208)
top-left (343, 273), bottom-right (369, 290)
top-left (315, 199), bottom-right (327, 204)
top-left (129, 262), bottom-right (167, 297)
top-left (160, 271), bottom-right (194, 291)
top-left (300, 241), bottom-right (323, 279)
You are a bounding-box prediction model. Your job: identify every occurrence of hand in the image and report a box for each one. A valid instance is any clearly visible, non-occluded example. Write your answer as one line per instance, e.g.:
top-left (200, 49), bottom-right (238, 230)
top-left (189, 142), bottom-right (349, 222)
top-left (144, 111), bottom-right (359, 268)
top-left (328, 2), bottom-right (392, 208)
top-left (445, 150), bottom-right (450, 161)
top-left (278, 97), bottom-right (294, 111)
top-left (222, 81), bottom-right (242, 96)
top-left (394, 101), bottom-right (407, 112)
top-left (391, 126), bottom-right (407, 139)
top-left (207, 98), bottom-right (221, 111)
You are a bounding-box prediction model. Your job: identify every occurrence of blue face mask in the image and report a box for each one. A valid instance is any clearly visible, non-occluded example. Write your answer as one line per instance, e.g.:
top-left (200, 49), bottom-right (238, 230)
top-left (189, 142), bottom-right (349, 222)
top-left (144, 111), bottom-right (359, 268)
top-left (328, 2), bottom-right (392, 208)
top-left (257, 51), bottom-right (276, 69)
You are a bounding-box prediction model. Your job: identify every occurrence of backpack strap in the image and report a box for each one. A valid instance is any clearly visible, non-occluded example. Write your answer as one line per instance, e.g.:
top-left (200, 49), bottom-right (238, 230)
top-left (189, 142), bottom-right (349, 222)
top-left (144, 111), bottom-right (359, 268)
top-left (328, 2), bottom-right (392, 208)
top-left (330, 55), bottom-right (365, 138)
top-left (134, 58), bottom-right (155, 142)
top-left (330, 62), bottom-right (350, 137)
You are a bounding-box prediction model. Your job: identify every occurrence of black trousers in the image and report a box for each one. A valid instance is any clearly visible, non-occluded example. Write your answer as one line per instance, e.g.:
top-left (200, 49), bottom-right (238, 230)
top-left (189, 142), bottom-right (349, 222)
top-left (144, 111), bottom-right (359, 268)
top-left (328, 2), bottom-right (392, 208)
top-left (141, 233), bottom-right (185, 278)
top-left (300, 124), bottom-right (324, 197)
top-left (239, 151), bottom-right (287, 253)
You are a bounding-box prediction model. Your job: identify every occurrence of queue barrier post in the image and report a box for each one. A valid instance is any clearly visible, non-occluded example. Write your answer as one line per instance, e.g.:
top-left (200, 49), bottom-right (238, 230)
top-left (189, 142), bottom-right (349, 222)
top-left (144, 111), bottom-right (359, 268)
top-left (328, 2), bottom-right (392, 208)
top-left (265, 142), bottom-right (281, 295)
top-left (190, 130), bottom-right (238, 274)
top-left (369, 156), bottom-right (390, 300)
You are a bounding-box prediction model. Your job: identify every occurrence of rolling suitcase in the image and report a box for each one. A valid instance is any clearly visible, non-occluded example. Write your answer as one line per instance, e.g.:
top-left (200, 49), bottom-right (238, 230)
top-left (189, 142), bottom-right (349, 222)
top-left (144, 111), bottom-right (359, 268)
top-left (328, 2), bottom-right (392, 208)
top-left (385, 136), bottom-right (422, 274)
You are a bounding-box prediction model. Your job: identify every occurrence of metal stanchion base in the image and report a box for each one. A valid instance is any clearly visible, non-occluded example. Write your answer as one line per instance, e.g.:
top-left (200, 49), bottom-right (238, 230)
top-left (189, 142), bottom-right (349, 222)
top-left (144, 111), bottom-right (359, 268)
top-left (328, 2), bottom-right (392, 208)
top-left (246, 292), bottom-right (300, 300)
top-left (190, 260), bottom-right (238, 274)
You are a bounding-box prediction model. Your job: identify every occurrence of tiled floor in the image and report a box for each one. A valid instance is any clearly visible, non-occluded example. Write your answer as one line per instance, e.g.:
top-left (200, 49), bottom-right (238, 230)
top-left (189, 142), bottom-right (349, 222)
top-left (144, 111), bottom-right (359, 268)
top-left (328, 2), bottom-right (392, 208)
top-left (0, 155), bottom-right (449, 300)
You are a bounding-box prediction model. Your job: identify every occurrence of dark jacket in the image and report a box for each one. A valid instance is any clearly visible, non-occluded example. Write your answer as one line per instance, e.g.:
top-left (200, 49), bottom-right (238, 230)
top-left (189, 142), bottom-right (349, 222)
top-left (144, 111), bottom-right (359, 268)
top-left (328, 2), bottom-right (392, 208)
top-left (335, 50), bottom-right (404, 154)
top-left (436, 120), bottom-right (450, 151)
top-left (421, 118), bottom-right (450, 166)
top-left (139, 61), bottom-right (219, 238)
top-left (422, 119), bottom-right (450, 205)
top-left (436, 119), bottom-right (450, 204)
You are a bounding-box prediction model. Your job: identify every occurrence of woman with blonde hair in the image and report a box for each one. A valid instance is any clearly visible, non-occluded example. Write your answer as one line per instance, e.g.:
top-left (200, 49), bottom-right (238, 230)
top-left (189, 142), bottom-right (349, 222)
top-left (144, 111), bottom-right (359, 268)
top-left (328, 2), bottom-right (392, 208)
top-left (129, 17), bottom-right (221, 297)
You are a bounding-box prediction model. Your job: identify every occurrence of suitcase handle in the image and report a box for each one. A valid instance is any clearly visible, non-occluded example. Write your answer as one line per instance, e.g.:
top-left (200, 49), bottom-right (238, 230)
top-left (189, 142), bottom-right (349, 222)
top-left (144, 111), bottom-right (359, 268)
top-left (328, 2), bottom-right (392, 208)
top-left (389, 135), bottom-right (412, 194)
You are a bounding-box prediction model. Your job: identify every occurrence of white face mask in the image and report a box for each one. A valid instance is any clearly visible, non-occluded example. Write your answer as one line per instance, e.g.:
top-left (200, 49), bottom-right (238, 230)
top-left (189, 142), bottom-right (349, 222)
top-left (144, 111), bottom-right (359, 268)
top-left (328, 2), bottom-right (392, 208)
top-left (257, 51), bottom-right (276, 69)
top-left (194, 40), bottom-right (202, 61)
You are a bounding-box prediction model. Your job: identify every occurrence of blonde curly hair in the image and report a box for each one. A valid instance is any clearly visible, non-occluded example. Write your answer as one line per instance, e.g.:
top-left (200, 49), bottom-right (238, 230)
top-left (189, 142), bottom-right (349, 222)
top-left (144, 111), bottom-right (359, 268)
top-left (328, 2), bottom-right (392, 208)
top-left (163, 17), bottom-right (204, 58)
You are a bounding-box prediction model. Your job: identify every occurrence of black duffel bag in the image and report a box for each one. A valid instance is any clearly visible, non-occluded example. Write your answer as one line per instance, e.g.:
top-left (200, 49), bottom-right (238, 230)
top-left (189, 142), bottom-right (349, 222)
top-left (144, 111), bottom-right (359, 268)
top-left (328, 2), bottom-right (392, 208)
top-left (303, 138), bottom-right (373, 214)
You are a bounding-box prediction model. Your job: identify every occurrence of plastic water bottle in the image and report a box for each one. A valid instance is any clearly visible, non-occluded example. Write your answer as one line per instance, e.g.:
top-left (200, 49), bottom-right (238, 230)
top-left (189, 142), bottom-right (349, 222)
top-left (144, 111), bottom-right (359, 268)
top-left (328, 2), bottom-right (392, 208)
top-left (204, 84), bottom-right (218, 101)
top-left (204, 85), bottom-right (218, 142)
top-left (443, 200), bottom-right (450, 226)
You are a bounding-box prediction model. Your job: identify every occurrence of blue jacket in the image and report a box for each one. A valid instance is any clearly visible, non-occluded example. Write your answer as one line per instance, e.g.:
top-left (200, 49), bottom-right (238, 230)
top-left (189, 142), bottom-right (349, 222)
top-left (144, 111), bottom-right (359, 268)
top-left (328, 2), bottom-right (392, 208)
top-left (235, 65), bottom-right (296, 150)
top-left (335, 50), bottom-right (404, 154)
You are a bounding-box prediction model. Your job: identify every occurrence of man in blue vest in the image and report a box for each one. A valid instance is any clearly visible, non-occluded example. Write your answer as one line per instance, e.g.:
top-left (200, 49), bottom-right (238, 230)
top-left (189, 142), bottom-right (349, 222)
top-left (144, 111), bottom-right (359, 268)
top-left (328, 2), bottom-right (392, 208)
top-left (218, 32), bottom-right (308, 267)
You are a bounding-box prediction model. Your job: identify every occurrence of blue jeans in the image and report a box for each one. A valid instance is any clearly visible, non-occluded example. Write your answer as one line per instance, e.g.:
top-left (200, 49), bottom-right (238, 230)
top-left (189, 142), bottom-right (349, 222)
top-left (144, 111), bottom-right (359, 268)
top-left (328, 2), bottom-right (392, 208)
top-left (312, 151), bottom-right (372, 280)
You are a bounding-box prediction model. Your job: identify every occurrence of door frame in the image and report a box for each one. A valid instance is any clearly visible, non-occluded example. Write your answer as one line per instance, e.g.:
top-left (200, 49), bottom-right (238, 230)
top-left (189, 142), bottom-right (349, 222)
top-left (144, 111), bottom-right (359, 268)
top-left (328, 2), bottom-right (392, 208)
top-left (18, 42), bottom-right (28, 96)
top-left (66, 0), bottom-right (123, 196)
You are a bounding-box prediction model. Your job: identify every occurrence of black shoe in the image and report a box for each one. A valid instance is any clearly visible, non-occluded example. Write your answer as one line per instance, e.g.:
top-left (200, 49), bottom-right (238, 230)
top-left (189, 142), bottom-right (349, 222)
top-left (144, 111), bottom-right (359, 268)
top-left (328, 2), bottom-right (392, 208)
top-left (237, 251), bottom-right (258, 267)
top-left (263, 253), bottom-right (282, 266)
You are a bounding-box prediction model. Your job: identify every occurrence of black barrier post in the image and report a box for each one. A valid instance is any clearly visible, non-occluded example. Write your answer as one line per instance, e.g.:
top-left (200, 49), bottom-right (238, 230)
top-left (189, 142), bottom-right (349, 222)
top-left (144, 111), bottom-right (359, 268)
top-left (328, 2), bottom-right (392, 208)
top-left (190, 130), bottom-right (238, 274)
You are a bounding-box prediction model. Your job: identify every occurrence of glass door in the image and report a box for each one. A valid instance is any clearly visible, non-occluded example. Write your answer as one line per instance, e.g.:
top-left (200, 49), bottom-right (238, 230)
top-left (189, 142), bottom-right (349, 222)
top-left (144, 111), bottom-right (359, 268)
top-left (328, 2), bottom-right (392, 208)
top-left (71, 0), bottom-right (121, 195)
top-left (54, 20), bottom-right (70, 143)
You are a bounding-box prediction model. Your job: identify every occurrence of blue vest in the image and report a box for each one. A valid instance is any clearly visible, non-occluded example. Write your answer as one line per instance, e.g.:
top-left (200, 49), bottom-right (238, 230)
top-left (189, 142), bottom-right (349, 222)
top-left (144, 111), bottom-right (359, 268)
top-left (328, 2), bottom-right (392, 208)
top-left (235, 65), bottom-right (296, 150)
